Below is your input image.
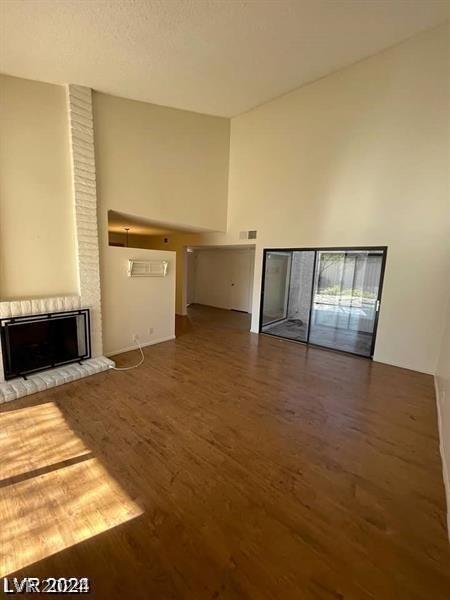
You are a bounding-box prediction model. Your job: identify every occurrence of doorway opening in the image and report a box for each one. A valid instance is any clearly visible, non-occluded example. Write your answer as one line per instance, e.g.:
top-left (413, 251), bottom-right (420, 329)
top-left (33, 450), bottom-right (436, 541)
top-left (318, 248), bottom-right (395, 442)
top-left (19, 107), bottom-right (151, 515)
top-left (185, 246), bottom-right (255, 330)
top-left (260, 247), bottom-right (387, 358)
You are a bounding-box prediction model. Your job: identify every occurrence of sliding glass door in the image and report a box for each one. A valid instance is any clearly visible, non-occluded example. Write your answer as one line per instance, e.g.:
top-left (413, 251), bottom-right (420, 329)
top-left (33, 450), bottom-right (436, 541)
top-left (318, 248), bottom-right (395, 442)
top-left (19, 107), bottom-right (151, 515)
top-left (260, 247), bottom-right (386, 358)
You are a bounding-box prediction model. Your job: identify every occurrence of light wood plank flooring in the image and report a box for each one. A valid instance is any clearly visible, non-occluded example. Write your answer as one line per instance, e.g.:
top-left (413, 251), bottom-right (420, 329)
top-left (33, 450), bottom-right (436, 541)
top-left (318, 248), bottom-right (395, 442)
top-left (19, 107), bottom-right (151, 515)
top-left (1, 305), bottom-right (449, 598)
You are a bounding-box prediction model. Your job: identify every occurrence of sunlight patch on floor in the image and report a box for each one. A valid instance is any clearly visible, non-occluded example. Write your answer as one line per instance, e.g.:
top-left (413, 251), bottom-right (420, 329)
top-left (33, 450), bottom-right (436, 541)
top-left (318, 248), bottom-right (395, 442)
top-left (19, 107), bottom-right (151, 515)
top-left (0, 402), bottom-right (142, 577)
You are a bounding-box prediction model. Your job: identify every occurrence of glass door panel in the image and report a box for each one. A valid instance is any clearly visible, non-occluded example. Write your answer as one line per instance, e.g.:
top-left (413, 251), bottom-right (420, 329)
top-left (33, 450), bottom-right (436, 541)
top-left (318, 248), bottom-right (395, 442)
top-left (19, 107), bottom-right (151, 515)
top-left (308, 250), bottom-right (383, 356)
top-left (282, 251), bottom-right (315, 341)
top-left (262, 251), bottom-right (315, 342)
top-left (261, 252), bottom-right (291, 326)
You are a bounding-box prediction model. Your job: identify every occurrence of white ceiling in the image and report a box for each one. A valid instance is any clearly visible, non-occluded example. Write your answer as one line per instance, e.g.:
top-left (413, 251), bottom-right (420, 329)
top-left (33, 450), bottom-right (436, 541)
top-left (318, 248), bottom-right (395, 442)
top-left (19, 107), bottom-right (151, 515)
top-left (1, 1), bottom-right (449, 117)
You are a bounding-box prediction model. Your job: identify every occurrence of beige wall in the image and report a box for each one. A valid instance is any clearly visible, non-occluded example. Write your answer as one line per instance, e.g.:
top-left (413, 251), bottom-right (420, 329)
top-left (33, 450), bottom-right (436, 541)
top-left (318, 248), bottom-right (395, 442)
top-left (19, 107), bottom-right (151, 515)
top-left (191, 249), bottom-right (231, 309)
top-left (1, 23), bottom-right (448, 376)
top-left (140, 232), bottom-right (218, 315)
top-left (94, 92), bottom-right (230, 327)
top-left (193, 248), bottom-right (255, 312)
top-left (142, 235), bottom-right (187, 314)
top-left (0, 74), bottom-right (78, 299)
top-left (113, 232), bottom-right (194, 315)
top-left (102, 246), bottom-right (175, 356)
top-left (93, 91), bottom-right (230, 233)
top-left (106, 230), bottom-right (186, 313)
top-left (212, 22), bottom-right (449, 374)
top-left (436, 298), bottom-right (450, 536)
top-left (108, 231), bottom-right (156, 249)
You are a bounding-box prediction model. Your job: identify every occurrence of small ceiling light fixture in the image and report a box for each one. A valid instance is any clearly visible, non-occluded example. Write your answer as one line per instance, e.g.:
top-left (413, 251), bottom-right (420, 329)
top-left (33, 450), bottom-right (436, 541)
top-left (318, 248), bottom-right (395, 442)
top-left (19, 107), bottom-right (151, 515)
top-left (124, 227), bottom-right (130, 247)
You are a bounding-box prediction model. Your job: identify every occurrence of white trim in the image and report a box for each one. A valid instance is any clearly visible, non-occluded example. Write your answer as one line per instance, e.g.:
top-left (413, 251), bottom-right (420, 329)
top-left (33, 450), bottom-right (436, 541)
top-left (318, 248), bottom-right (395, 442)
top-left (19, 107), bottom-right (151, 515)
top-left (107, 335), bottom-right (176, 358)
top-left (434, 375), bottom-right (450, 542)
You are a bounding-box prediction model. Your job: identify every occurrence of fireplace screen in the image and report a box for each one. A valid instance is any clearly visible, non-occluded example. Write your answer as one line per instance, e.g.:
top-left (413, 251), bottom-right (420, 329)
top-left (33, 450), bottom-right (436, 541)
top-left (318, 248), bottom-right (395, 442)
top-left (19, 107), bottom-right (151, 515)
top-left (0, 309), bottom-right (91, 380)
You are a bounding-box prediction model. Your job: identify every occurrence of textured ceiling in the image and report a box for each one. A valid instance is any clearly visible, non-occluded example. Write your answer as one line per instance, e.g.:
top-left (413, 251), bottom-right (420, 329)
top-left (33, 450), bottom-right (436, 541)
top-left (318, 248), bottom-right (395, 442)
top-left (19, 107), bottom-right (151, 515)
top-left (1, 0), bottom-right (449, 117)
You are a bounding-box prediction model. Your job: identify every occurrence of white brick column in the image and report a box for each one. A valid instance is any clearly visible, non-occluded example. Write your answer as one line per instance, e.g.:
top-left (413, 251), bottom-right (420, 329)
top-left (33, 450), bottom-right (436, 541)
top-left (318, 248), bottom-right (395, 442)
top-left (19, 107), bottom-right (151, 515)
top-left (66, 85), bottom-right (103, 357)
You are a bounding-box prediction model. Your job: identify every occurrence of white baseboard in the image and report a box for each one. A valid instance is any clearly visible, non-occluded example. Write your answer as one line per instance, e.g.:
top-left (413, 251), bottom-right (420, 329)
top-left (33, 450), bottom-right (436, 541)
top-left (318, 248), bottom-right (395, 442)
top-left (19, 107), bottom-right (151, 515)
top-left (107, 335), bottom-right (176, 358)
top-left (434, 375), bottom-right (450, 542)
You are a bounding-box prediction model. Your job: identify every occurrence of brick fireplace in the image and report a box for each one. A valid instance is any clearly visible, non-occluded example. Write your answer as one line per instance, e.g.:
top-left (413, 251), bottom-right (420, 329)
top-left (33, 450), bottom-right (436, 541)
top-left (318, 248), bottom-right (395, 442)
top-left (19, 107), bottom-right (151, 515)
top-left (0, 85), bottom-right (113, 403)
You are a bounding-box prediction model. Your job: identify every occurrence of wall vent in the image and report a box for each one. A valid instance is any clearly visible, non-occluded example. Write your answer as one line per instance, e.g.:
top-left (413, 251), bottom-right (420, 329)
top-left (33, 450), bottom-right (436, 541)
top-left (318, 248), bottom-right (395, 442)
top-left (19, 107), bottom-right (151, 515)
top-left (239, 230), bottom-right (257, 240)
top-left (128, 259), bottom-right (168, 277)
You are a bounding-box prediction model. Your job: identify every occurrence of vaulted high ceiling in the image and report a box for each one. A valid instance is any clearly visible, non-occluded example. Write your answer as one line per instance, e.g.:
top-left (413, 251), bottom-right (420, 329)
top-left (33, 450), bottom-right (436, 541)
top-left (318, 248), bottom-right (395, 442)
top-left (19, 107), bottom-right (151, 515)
top-left (1, 0), bottom-right (449, 117)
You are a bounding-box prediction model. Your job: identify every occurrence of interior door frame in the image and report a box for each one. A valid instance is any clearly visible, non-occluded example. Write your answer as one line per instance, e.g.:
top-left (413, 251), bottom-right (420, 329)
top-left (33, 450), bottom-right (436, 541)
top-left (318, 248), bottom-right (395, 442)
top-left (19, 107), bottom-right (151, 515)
top-left (259, 246), bottom-right (388, 359)
top-left (230, 248), bottom-right (255, 313)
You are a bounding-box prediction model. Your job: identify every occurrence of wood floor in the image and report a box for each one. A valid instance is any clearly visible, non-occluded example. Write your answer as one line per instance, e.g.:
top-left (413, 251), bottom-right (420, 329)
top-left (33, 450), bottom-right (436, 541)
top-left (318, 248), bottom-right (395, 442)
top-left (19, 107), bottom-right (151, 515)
top-left (1, 305), bottom-right (449, 598)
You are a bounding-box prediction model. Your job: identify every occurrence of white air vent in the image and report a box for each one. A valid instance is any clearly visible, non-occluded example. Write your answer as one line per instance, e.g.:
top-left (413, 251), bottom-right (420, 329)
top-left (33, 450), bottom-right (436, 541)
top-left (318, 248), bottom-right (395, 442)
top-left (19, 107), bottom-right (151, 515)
top-left (128, 259), bottom-right (168, 277)
top-left (239, 230), bottom-right (257, 240)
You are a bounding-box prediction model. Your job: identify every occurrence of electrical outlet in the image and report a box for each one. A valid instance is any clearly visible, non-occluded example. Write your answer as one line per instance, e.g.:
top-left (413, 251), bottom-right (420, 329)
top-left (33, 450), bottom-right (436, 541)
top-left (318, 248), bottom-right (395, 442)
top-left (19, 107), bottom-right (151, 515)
top-left (148, 327), bottom-right (154, 335)
top-left (132, 334), bottom-right (139, 343)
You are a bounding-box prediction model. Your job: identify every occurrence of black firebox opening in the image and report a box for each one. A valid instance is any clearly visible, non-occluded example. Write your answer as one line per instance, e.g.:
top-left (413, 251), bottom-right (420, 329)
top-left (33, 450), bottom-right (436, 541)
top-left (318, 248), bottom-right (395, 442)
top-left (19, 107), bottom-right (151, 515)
top-left (0, 309), bottom-right (91, 380)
